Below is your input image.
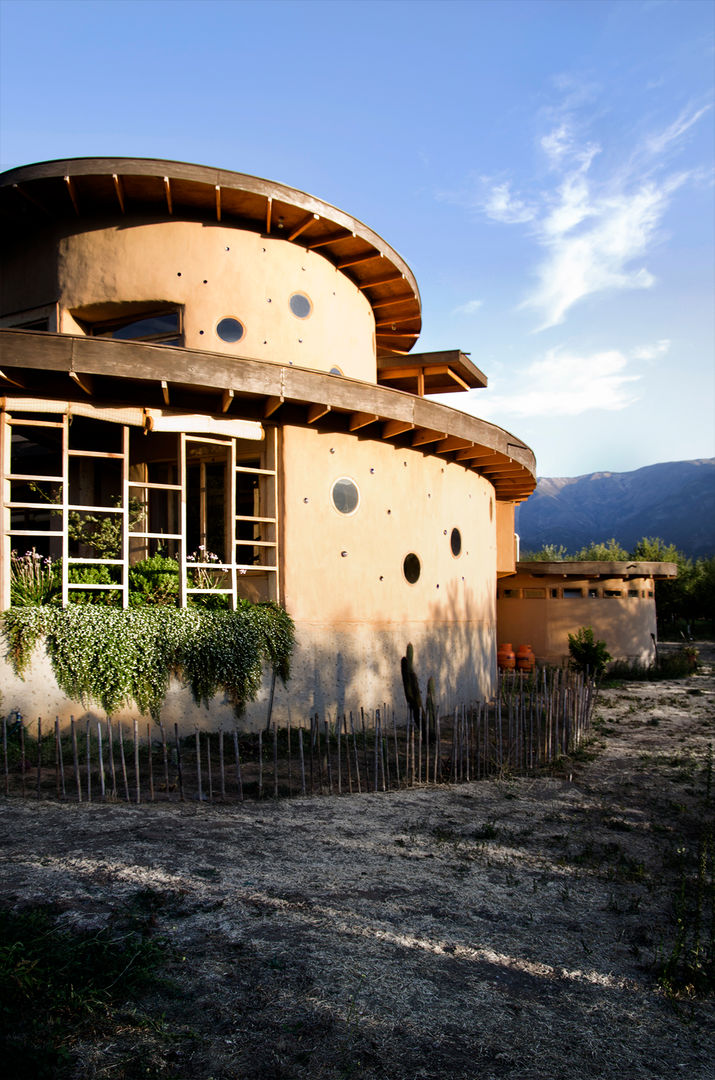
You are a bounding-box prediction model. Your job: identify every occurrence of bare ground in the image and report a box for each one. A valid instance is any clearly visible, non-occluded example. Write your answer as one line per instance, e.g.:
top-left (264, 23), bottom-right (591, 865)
top-left (1, 648), bottom-right (713, 1080)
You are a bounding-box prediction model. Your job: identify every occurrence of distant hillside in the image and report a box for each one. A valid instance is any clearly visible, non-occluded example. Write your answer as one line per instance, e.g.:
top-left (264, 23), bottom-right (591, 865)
top-left (516, 458), bottom-right (715, 559)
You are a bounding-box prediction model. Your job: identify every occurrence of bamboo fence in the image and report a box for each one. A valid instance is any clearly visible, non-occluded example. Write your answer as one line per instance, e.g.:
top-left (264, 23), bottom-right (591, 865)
top-left (1, 669), bottom-right (596, 805)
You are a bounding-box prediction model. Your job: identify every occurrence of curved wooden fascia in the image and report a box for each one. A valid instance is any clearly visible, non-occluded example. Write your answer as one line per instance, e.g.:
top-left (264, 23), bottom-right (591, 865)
top-left (0, 157), bottom-right (421, 336)
top-left (0, 330), bottom-right (536, 499)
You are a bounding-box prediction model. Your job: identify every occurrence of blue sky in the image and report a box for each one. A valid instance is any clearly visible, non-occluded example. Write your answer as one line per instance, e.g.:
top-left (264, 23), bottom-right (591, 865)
top-left (1, 0), bottom-right (713, 477)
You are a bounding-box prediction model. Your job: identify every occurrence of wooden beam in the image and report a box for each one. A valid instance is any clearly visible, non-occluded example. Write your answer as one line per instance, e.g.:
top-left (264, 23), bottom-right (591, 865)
top-left (0, 368), bottom-right (25, 388)
top-left (112, 174), bottom-right (125, 213)
top-left (288, 213), bottom-right (319, 242)
top-left (265, 196), bottom-right (272, 233)
top-left (435, 436), bottom-right (473, 454)
top-left (349, 411), bottom-right (379, 431)
top-left (307, 403), bottom-right (330, 424)
top-left (305, 230), bottom-right (353, 249)
top-left (412, 428), bottom-right (446, 447)
top-left (12, 183), bottom-right (51, 217)
top-left (163, 176), bottom-right (173, 215)
top-left (161, 379), bottom-right (170, 405)
top-left (382, 418), bottom-right (413, 438)
top-left (441, 366), bottom-right (470, 392)
top-left (375, 315), bottom-right (422, 328)
top-left (336, 252), bottom-right (382, 270)
top-left (359, 273), bottom-right (404, 290)
top-left (221, 388), bottom-right (234, 413)
top-left (376, 331), bottom-right (420, 340)
top-left (215, 184), bottom-right (222, 222)
top-left (371, 295), bottom-right (416, 310)
top-left (69, 370), bottom-right (93, 396)
top-left (64, 176), bottom-right (79, 215)
top-left (455, 447), bottom-right (498, 462)
top-left (264, 396), bottom-right (283, 418)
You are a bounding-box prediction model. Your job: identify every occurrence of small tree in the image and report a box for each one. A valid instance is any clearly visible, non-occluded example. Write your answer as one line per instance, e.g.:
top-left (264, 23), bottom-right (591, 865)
top-left (568, 626), bottom-right (611, 677)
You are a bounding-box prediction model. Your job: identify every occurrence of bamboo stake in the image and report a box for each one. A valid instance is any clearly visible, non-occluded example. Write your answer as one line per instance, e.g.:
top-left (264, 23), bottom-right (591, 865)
top-left (36, 717), bottom-right (42, 800)
top-left (19, 719), bottom-right (26, 798)
top-left (298, 726), bottom-right (306, 796)
top-left (219, 729), bottom-right (226, 801)
top-left (175, 724), bottom-right (185, 801)
top-left (133, 718), bottom-right (140, 805)
top-left (159, 721), bottom-right (169, 799)
top-left (2, 715), bottom-right (8, 796)
top-left (118, 722), bottom-right (129, 802)
top-left (71, 717), bottom-right (81, 802)
top-left (97, 721), bottom-right (106, 801)
top-left (107, 718), bottom-right (117, 799)
top-left (146, 723), bottom-right (154, 802)
top-left (273, 724), bottom-right (278, 798)
top-left (56, 718), bottom-right (65, 799)
top-left (86, 719), bottom-right (92, 804)
top-left (207, 732), bottom-right (213, 803)
top-left (232, 728), bottom-right (243, 802)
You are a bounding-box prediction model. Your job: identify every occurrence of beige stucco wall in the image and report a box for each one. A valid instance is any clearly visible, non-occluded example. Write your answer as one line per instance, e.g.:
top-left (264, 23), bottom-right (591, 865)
top-left (4, 219), bottom-right (377, 381)
top-left (495, 500), bottom-right (516, 577)
top-left (497, 573), bottom-right (658, 666)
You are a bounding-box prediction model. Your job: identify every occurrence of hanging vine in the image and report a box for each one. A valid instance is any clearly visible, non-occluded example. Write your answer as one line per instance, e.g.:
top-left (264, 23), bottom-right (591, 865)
top-left (1, 603), bottom-right (295, 721)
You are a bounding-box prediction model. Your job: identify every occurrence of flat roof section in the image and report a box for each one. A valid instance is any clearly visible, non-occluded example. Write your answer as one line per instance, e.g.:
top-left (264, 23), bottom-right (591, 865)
top-left (515, 561), bottom-right (678, 579)
top-left (377, 350), bottom-right (488, 396)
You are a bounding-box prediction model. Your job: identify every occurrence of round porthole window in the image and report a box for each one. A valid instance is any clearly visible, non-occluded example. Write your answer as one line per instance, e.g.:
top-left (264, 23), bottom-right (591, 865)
top-left (403, 553), bottom-right (421, 584)
top-left (450, 528), bottom-right (462, 557)
top-left (289, 292), bottom-right (312, 319)
top-left (330, 366), bottom-right (343, 375)
top-left (216, 317), bottom-right (245, 343)
top-left (331, 477), bottom-right (359, 515)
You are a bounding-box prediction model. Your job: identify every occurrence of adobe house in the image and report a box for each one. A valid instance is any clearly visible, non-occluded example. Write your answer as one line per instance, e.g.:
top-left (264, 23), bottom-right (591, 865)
top-left (497, 560), bottom-right (678, 667)
top-left (0, 157), bottom-right (536, 727)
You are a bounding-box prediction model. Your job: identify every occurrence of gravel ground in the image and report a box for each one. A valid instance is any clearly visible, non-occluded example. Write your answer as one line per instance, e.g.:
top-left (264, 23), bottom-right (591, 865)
top-left (1, 647), bottom-right (713, 1079)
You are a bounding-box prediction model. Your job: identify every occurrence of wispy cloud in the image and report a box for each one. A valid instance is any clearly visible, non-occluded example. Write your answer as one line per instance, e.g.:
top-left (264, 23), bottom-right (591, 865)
top-left (452, 298), bottom-right (483, 316)
top-left (476, 100), bottom-right (709, 330)
top-left (470, 340), bottom-right (667, 419)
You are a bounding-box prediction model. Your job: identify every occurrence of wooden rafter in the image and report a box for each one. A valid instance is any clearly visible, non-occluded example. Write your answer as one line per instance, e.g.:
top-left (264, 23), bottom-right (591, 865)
top-left (288, 213), bottom-right (319, 242)
top-left (455, 447), bottom-right (498, 462)
top-left (307, 402), bottom-right (330, 424)
top-left (306, 230), bottom-right (353, 249)
top-left (163, 177), bottom-right (173, 215)
top-left (264, 396), bottom-right (283, 418)
top-left (11, 183), bottom-right (51, 217)
top-left (64, 176), bottom-right (79, 215)
top-left (376, 332), bottom-right (420, 341)
top-left (382, 418), bottom-right (413, 438)
top-left (371, 295), bottom-right (416, 310)
top-left (336, 252), bottom-right (382, 270)
top-left (69, 370), bottom-right (93, 396)
top-left (0, 368), bottom-right (24, 388)
top-left (412, 428), bottom-right (446, 447)
top-left (359, 273), bottom-right (404, 290)
top-left (435, 436), bottom-right (473, 454)
top-left (349, 412), bottom-right (379, 431)
top-left (161, 380), bottom-right (170, 405)
top-left (221, 388), bottom-right (234, 413)
top-left (215, 185), bottom-right (222, 221)
top-left (375, 315), bottom-right (422, 328)
top-left (265, 196), bottom-right (272, 233)
top-left (112, 174), bottom-right (125, 213)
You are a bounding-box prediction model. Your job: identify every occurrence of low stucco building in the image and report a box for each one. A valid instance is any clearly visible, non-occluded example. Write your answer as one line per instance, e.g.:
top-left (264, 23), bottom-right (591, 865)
top-left (0, 157), bottom-right (536, 726)
top-left (497, 561), bottom-right (678, 667)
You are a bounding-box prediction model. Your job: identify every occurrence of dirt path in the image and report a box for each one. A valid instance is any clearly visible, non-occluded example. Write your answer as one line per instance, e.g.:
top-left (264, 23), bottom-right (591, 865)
top-left (1, 650), bottom-right (713, 1080)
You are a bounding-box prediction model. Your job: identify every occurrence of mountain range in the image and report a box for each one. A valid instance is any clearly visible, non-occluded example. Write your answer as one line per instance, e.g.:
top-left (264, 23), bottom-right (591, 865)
top-left (516, 458), bottom-right (715, 559)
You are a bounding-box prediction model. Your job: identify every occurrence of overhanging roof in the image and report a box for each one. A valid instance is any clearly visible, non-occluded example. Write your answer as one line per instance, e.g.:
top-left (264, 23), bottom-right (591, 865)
top-left (377, 350), bottom-right (488, 395)
top-left (516, 561), bottom-right (678, 579)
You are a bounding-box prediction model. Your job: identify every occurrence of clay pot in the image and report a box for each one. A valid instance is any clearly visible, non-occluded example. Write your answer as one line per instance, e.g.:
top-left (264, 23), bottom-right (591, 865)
top-left (498, 643), bottom-right (516, 671)
top-left (516, 644), bottom-right (535, 672)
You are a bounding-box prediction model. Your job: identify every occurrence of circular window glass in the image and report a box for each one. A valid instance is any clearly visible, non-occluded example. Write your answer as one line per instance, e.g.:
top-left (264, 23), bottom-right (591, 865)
top-left (331, 477), bottom-right (359, 515)
top-left (403, 553), bottom-right (421, 584)
top-left (289, 293), bottom-right (312, 319)
top-left (330, 366), bottom-right (343, 375)
top-left (450, 528), bottom-right (462, 557)
top-left (216, 317), bottom-right (245, 343)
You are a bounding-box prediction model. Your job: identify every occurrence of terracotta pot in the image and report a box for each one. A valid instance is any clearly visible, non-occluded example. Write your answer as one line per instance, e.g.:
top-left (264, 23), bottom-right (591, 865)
top-left (516, 644), bottom-right (535, 672)
top-left (498, 643), bottom-right (516, 671)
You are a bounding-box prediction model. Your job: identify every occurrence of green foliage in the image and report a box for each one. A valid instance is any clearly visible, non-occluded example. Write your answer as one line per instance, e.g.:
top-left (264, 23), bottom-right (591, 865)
top-left (128, 551), bottom-right (180, 606)
top-left (9, 550), bottom-right (59, 605)
top-left (568, 626), bottom-right (612, 677)
top-left (573, 537), bottom-right (629, 560)
top-left (1, 604), bottom-right (295, 720)
top-left (520, 543), bottom-right (568, 561)
top-left (605, 647), bottom-right (699, 683)
top-left (0, 902), bottom-right (168, 1079)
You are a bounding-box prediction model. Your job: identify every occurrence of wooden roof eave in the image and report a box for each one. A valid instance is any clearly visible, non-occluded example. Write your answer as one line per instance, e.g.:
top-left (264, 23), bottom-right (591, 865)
top-left (0, 330), bottom-right (536, 499)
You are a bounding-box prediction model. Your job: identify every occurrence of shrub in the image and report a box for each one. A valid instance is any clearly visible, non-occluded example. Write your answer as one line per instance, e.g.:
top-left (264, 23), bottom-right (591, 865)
top-left (568, 626), bottom-right (612, 677)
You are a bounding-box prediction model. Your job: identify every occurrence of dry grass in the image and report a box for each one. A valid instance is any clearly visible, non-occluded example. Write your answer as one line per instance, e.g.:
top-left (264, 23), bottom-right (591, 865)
top-left (0, 647), bottom-right (713, 1079)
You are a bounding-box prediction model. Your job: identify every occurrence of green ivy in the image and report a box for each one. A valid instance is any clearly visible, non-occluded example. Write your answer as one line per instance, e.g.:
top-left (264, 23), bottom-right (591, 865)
top-left (1, 604), bottom-right (294, 722)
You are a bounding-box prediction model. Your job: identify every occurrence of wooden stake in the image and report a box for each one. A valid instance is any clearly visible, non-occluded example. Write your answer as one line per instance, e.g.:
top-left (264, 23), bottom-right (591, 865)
top-left (287, 718), bottom-right (292, 797)
top-left (159, 721), bottom-right (169, 798)
top-left (258, 730), bottom-right (263, 799)
top-left (373, 710), bottom-right (379, 793)
top-left (232, 728), bottom-right (244, 802)
top-left (56, 717), bottom-right (65, 799)
top-left (2, 715), bottom-right (8, 796)
top-left (195, 728), bottom-right (203, 802)
top-left (118, 722), bottom-right (129, 801)
top-left (350, 712), bottom-right (361, 795)
top-left (174, 724), bottom-right (184, 801)
top-left (298, 726), bottom-right (306, 796)
top-left (325, 719), bottom-right (333, 795)
top-left (337, 714), bottom-right (342, 795)
top-left (309, 716), bottom-right (315, 795)
top-left (36, 717), bottom-right (42, 800)
top-left (219, 729), bottom-right (226, 801)
top-left (344, 715), bottom-right (353, 794)
top-left (133, 718), bottom-right (140, 804)
top-left (361, 708), bottom-right (369, 791)
top-left (86, 719), bottom-right (92, 804)
top-left (146, 723), bottom-right (154, 801)
top-left (20, 720), bottom-right (26, 798)
top-left (206, 731), bottom-right (213, 803)
top-left (107, 718), bottom-right (117, 798)
top-left (71, 717), bottom-right (81, 802)
top-left (98, 721), bottom-right (106, 800)
top-left (392, 707), bottom-right (401, 788)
